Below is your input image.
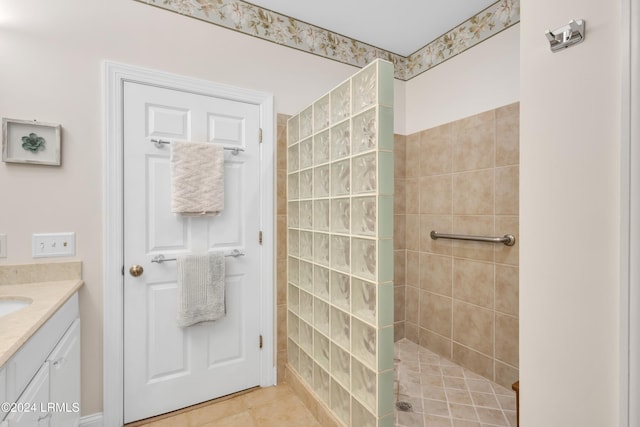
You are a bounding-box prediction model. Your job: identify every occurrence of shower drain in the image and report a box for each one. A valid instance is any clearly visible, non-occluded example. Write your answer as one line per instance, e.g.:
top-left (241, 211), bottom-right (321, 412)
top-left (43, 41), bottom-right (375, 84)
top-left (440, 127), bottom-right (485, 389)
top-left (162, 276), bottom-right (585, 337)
top-left (395, 401), bottom-right (413, 412)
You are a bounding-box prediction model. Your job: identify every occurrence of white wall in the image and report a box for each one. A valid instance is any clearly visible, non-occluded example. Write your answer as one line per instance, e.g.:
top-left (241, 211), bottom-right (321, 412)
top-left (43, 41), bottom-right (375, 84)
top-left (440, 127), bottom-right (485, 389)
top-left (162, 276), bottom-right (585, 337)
top-left (0, 0), bottom-right (386, 416)
top-left (520, 1), bottom-right (621, 426)
top-left (404, 24), bottom-right (520, 134)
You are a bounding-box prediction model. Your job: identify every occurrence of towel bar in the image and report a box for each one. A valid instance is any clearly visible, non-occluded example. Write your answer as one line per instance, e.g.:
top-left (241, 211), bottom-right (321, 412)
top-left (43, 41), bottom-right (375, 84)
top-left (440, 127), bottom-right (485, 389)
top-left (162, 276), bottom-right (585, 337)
top-left (150, 138), bottom-right (245, 155)
top-left (151, 249), bottom-right (245, 263)
top-left (430, 230), bottom-right (516, 246)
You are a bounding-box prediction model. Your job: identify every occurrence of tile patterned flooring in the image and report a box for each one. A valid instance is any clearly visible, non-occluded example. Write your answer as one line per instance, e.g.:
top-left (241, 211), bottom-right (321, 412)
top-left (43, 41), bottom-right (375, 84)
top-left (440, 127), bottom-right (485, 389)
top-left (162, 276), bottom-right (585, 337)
top-left (128, 383), bottom-right (320, 427)
top-left (394, 339), bottom-right (518, 427)
top-left (131, 339), bottom-right (517, 427)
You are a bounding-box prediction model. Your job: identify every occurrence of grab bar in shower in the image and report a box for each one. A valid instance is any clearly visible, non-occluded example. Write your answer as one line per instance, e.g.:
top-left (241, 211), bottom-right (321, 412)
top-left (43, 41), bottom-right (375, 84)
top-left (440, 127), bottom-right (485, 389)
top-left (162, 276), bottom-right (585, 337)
top-left (151, 249), bottom-right (245, 263)
top-left (430, 230), bottom-right (516, 246)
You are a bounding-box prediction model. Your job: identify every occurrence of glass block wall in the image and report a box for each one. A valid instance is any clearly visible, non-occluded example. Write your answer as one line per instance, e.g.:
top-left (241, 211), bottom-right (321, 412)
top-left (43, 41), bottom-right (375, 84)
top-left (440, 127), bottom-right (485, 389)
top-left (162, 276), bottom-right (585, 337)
top-left (287, 59), bottom-right (395, 427)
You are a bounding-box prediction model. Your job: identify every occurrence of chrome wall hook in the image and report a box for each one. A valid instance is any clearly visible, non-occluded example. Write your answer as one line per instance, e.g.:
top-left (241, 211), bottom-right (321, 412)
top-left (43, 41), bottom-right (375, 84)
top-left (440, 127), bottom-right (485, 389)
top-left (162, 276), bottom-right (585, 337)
top-left (545, 19), bottom-right (585, 52)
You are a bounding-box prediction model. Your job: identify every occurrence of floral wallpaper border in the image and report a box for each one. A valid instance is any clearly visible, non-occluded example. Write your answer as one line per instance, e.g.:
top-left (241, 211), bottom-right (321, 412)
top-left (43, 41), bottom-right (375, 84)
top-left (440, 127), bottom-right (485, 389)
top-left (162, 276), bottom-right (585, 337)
top-left (135, 0), bottom-right (519, 80)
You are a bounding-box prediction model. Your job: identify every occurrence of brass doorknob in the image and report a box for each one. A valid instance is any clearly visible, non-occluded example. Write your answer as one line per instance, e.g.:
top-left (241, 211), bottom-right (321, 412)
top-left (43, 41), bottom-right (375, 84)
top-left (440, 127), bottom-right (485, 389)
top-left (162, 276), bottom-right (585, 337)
top-left (129, 265), bottom-right (144, 277)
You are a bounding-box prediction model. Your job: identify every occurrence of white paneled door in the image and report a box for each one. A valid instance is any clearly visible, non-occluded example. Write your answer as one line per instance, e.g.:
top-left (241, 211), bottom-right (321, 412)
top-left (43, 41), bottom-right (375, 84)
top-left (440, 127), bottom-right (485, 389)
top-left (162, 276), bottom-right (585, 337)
top-left (122, 82), bottom-right (263, 423)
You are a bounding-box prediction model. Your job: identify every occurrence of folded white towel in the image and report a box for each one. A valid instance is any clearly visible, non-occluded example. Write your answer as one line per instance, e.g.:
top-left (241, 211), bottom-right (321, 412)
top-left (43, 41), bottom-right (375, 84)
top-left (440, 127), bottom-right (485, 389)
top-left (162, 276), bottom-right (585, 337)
top-left (171, 140), bottom-right (224, 216)
top-left (176, 253), bottom-right (225, 327)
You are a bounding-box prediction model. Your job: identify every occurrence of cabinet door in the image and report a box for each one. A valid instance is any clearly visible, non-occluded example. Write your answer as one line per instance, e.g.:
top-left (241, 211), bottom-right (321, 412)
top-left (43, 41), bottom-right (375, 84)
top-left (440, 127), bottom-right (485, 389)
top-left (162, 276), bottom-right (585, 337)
top-left (48, 319), bottom-right (80, 427)
top-left (5, 363), bottom-right (50, 427)
top-left (0, 366), bottom-right (6, 420)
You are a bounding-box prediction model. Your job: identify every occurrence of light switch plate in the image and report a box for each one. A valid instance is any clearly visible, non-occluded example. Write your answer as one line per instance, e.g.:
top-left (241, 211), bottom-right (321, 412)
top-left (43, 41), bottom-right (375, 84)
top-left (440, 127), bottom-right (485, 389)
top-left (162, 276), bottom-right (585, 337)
top-left (0, 234), bottom-right (6, 258)
top-left (32, 232), bottom-right (75, 258)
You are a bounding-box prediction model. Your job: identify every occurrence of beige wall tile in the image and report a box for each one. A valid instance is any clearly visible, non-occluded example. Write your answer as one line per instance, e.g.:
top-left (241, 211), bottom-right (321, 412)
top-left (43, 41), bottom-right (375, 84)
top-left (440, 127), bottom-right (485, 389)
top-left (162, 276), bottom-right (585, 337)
top-left (453, 259), bottom-right (494, 309)
top-left (406, 215), bottom-right (420, 251)
top-left (496, 102), bottom-right (519, 119)
top-left (420, 253), bottom-right (452, 296)
top-left (495, 166), bottom-right (519, 215)
top-left (405, 179), bottom-right (420, 214)
top-left (277, 169), bottom-right (287, 216)
top-left (277, 305), bottom-right (287, 352)
top-left (420, 175), bottom-right (452, 214)
top-left (453, 122), bottom-right (495, 172)
top-left (277, 119), bottom-right (288, 171)
top-left (495, 360), bottom-right (519, 390)
top-left (420, 214), bottom-right (453, 255)
top-left (495, 216), bottom-right (519, 266)
top-left (405, 322), bottom-right (419, 343)
top-left (406, 251), bottom-right (420, 286)
top-left (496, 104), bottom-right (519, 167)
top-left (277, 115), bottom-right (288, 383)
top-left (395, 104), bottom-right (519, 388)
top-left (394, 179), bottom-right (406, 214)
top-left (394, 284), bottom-right (406, 323)
top-left (394, 214), bottom-right (406, 250)
top-left (419, 328), bottom-right (452, 359)
top-left (495, 313), bottom-right (519, 367)
top-left (394, 322), bottom-right (405, 342)
top-left (394, 250), bottom-right (406, 285)
top-left (495, 265), bottom-right (518, 317)
top-left (277, 115), bottom-right (289, 127)
top-left (452, 343), bottom-right (494, 380)
top-left (277, 259), bottom-right (287, 305)
top-left (420, 291), bottom-right (452, 338)
top-left (453, 301), bottom-right (493, 355)
top-left (278, 350), bottom-right (287, 383)
top-left (277, 215), bottom-right (288, 261)
top-left (405, 285), bottom-right (420, 324)
top-left (406, 133), bottom-right (421, 179)
top-left (453, 170), bottom-right (494, 215)
top-left (419, 123), bottom-right (454, 176)
top-left (455, 110), bottom-right (495, 131)
top-left (452, 216), bottom-right (495, 262)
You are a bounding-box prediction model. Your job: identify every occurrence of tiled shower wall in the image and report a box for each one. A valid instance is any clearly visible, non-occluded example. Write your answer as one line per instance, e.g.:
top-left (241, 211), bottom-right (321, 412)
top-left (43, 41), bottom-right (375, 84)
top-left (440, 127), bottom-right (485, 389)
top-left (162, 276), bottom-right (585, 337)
top-left (397, 103), bottom-right (520, 389)
top-left (393, 134), bottom-right (407, 342)
top-left (286, 60), bottom-right (395, 427)
top-left (277, 114), bottom-right (289, 383)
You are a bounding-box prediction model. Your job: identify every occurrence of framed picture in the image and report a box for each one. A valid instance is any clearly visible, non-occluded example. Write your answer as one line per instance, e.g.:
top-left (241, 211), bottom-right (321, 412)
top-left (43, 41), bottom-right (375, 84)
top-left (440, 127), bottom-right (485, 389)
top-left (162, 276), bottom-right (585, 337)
top-left (2, 118), bottom-right (61, 166)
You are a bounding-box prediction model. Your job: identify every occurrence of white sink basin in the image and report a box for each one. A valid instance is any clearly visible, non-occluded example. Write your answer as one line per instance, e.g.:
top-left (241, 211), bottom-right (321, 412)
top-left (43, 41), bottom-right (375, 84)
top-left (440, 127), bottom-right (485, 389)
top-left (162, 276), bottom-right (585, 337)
top-left (0, 297), bottom-right (32, 317)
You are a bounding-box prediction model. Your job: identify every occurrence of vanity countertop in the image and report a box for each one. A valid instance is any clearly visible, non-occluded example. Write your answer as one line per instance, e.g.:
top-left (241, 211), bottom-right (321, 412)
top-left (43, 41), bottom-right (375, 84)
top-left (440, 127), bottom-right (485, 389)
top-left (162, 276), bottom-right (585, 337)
top-left (0, 279), bottom-right (83, 366)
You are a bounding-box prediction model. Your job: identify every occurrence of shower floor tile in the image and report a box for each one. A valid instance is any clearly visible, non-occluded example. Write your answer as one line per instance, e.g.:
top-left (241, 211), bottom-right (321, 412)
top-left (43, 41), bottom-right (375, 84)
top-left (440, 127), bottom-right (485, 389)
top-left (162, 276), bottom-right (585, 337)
top-left (394, 339), bottom-right (517, 427)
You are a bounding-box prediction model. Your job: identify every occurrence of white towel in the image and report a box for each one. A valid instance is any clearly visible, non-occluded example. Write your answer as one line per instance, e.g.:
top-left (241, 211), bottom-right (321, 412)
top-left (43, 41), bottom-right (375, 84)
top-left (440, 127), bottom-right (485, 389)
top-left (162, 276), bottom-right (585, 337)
top-left (171, 140), bottom-right (224, 216)
top-left (176, 253), bottom-right (225, 327)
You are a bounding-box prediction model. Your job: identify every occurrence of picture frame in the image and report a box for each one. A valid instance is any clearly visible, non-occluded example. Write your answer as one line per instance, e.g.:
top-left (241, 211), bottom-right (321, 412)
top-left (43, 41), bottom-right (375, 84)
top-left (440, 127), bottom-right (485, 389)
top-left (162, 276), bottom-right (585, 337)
top-left (2, 118), bottom-right (61, 166)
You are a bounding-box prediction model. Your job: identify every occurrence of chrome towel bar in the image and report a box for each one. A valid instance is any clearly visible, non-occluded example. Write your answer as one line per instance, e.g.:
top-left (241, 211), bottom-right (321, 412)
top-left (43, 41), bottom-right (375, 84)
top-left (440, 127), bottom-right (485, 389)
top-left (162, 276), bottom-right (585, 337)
top-left (430, 230), bottom-right (516, 246)
top-left (150, 138), bottom-right (245, 155)
top-left (151, 249), bottom-right (245, 263)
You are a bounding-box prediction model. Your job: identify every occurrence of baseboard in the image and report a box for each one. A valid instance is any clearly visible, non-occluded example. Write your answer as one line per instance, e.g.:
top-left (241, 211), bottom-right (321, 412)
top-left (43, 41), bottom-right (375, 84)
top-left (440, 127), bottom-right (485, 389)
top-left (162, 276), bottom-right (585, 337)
top-left (285, 364), bottom-right (342, 427)
top-left (80, 413), bottom-right (104, 427)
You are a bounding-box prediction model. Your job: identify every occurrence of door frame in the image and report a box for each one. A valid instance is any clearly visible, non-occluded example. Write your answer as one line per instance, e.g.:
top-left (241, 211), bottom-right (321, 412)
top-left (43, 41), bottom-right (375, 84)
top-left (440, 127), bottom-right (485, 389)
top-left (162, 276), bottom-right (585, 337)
top-left (621, 0), bottom-right (639, 425)
top-left (103, 61), bottom-right (275, 427)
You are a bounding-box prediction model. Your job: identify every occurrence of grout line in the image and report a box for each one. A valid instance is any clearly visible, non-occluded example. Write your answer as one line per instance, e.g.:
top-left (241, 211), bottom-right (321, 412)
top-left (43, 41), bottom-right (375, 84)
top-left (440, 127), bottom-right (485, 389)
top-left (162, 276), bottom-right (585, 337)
top-left (394, 339), bottom-right (515, 427)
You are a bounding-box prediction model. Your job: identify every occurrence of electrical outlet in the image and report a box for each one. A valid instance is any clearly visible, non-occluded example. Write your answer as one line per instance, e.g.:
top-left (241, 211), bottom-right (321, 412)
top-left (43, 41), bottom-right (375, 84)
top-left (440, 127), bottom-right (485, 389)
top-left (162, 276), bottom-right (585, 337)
top-left (0, 234), bottom-right (6, 258)
top-left (32, 233), bottom-right (75, 258)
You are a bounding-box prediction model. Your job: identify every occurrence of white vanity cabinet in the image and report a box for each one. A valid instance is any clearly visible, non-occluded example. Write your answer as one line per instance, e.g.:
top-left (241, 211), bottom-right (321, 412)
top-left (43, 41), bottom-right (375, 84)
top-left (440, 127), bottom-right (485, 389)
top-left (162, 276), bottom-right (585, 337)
top-left (4, 363), bottom-right (50, 426)
top-left (0, 367), bottom-right (6, 410)
top-left (0, 293), bottom-right (80, 427)
top-left (47, 319), bottom-right (80, 427)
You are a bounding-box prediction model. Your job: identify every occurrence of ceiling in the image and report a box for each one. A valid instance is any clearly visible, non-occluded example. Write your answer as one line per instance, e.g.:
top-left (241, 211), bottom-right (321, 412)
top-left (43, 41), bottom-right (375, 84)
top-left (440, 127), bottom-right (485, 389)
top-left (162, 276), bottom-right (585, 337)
top-left (245, 0), bottom-right (497, 56)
